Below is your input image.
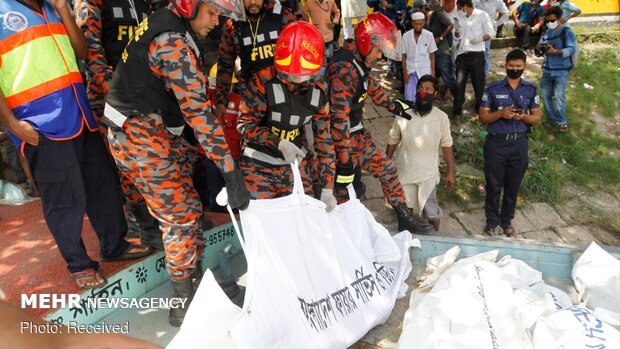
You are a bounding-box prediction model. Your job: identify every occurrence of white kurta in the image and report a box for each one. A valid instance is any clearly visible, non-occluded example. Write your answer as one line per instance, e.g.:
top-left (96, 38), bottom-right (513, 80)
top-left (388, 106), bottom-right (453, 214)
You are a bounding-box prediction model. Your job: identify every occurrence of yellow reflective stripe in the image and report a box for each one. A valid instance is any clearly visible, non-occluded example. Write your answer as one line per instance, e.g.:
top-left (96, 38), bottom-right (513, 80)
top-left (275, 53), bottom-right (292, 67)
top-left (0, 35), bottom-right (77, 98)
top-left (336, 174), bottom-right (355, 183)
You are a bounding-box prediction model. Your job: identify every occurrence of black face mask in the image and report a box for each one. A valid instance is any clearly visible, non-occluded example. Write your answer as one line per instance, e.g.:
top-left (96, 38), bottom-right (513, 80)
top-left (415, 92), bottom-right (434, 114)
top-left (507, 69), bottom-right (524, 79)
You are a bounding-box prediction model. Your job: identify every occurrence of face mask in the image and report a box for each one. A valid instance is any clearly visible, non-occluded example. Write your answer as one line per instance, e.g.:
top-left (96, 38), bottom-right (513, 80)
top-left (547, 21), bottom-right (558, 29)
top-left (506, 69), bottom-right (524, 79)
top-left (415, 91), bottom-right (434, 113)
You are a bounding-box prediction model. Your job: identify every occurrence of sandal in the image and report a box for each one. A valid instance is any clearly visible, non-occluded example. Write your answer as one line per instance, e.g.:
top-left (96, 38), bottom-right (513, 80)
top-left (70, 268), bottom-right (107, 290)
top-left (102, 243), bottom-right (152, 262)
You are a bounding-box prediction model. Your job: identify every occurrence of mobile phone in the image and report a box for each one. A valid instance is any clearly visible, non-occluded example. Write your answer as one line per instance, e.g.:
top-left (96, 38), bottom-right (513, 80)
top-left (512, 108), bottom-right (524, 115)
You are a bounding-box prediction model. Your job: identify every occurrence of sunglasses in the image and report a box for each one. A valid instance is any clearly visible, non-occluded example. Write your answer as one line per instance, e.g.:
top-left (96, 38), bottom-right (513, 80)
top-left (546, 19), bottom-right (557, 23)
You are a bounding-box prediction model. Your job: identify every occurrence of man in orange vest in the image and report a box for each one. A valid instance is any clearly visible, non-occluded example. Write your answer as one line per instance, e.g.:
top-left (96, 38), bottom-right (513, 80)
top-left (0, 0), bottom-right (150, 289)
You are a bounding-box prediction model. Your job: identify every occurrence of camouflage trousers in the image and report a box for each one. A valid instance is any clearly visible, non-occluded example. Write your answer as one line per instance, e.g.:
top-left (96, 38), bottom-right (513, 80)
top-left (107, 114), bottom-right (203, 281)
top-left (334, 129), bottom-right (406, 207)
top-left (239, 155), bottom-right (314, 199)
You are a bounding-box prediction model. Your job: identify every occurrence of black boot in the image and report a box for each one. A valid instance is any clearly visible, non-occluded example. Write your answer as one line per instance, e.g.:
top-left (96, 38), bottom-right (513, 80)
top-left (127, 200), bottom-right (164, 250)
top-left (393, 204), bottom-right (434, 235)
top-left (191, 264), bottom-right (203, 290)
top-left (168, 277), bottom-right (194, 327)
top-left (191, 263), bottom-right (240, 300)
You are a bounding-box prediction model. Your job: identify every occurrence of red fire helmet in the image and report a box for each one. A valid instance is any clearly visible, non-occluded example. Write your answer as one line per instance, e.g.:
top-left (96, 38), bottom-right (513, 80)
top-left (354, 12), bottom-right (401, 61)
top-left (274, 21), bottom-right (324, 78)
top-left (174, 0), bottom-right (245, 21)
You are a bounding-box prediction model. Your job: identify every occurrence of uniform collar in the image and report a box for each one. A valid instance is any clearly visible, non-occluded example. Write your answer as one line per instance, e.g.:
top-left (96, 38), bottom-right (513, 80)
top-left (343, 39), bottom-right (364, 64)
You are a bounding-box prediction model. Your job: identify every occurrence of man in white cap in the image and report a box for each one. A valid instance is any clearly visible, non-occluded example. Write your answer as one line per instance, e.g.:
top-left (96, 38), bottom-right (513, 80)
top-left (402, 11), bottom-right (437, 103)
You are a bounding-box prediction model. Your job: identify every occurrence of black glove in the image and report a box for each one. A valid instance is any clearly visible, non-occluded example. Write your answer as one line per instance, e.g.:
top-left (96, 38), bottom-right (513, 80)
top-left (390, 99), bottom-right (415, 120)
top-left (335, 161), bottom-right (355, 187)
top-left (222, 168), bottom-right (251, 210)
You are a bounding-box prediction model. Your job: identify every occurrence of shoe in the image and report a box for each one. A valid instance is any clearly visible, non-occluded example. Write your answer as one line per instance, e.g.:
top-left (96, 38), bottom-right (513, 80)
top-left (190, 264), bottom-right (203, 290)
top-left (393, 204), bottom-right (434, 234)
top-left (169, 277), bottom-right (195, 327)
top-left (559, 124), bottom-right (568, 133)
top-left (483, 226), bottom-right (497, 236)
top-left (501, 225), bottom-right (518, 238)
top-left (101, 243), bottom-right (152, 262)
top-left (428, 219), bottom-right (440, 232)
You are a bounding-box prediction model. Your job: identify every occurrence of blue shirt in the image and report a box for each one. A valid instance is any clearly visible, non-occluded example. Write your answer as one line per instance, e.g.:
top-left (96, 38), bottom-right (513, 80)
top-left (480, 78), bottom-right (540, 134)
top-left (559, 1), bottom-right (580, 19)
top-left (516, 2), bottom-right (544, 26)
top-left (540, 25), bottom-right (576, 77)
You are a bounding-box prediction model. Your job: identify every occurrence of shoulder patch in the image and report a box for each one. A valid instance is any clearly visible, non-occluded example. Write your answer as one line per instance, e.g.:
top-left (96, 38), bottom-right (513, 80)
top-left (4, 11), bottom-right (28, 32)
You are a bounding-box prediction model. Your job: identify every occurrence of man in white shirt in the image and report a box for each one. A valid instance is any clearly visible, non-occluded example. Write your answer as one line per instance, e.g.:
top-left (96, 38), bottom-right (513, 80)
top-left (474, 0), bottom-right (509, 75)
top-left (452, 0), bottom-right (494, 125)
top-left (386, 75), bottom-right (455, 232)
top-left (402, 11), bottom-right (437, 103)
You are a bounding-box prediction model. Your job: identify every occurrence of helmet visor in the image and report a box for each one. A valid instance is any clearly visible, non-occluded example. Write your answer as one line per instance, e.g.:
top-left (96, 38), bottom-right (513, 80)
top-left (276, 71), bottom-right (318, 84)
top-left (372, 30), bottom-right (403, 61)
top-left (203, 0), bottom-right (246, 21)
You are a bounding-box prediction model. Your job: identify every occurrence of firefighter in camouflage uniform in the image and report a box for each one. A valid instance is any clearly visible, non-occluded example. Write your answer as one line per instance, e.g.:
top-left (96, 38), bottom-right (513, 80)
top-left (103, 0), bottom-right (250, 327)
top-left (75, 0), bottom-right (165, 250)
top-left (326, 13), bottom-right (434, 234)
top-left (214, 0), bottom-right (295, 121)
top-left (237, 21), bottom-right (337, 210)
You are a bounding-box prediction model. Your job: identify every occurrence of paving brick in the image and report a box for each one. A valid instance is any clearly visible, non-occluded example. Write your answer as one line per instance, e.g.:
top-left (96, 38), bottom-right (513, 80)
top-left (522, 203), bottom-right (566, 230)
top-left (453, 209), bottom-right (486, 236)
top-left (438, 214), bottom-right (467, 235)
top-left (555, 225), bottom-right (600, 245)
top-left (522, 229), bottom-right (564, 242)
top-left (363, 198), bottom-right (397, 226)
top-left (512, 210), bottom-right (538, 233)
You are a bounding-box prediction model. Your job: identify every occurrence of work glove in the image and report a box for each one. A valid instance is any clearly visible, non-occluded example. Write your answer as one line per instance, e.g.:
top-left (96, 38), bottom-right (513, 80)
top-left (222, 168), bottom-right (251, 210)
top-left (469, 37), bottom-right (483, 45)
top-left (335, 160), bottom-right (355, 187)
top-left (389, 99), bottom-right (415, 120)
top-left (320, 189), bottom-right (337, 212)
top-left (278, 139), bottom-right (305, 163)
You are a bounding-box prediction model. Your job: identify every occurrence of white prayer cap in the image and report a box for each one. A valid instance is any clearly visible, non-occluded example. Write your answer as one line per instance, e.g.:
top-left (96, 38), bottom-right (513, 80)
top-left (411, 12), bottom-right (425, 21)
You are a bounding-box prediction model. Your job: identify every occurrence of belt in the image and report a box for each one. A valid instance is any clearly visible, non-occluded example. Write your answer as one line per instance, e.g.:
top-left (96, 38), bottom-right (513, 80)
top-left (488, 133), bottom-right (527, 141)
top-left (461, 51), bottom-right (484, 55)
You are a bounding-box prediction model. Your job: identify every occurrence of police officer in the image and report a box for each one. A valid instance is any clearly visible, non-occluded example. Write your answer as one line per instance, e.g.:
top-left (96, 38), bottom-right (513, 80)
top-left (237, 22), bottom-right (336, 209)
top-left (214, 0), bottom-right (295, 121)
top-left (479, 49), bottom-right (541, 237)
top-left (104, 0), bottom-right (250, 327)
top-left (326, 13), bottom-right (434, 234)
top-left (75, 0), bottom-right (165, 250)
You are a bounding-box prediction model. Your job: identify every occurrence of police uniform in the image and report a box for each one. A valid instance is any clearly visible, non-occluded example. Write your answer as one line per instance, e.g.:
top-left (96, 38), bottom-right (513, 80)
top-left (238, 66), bottom-right (334, 199)
top-left (480, 78), bottom-right (540, 231)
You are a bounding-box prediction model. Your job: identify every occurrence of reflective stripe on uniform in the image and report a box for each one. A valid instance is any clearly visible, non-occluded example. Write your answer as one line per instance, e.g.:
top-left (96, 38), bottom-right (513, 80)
top-left (243, 145), bottom-right (308, 165)
top-left (272, 83), bottom-right (286, 104)
top-left (310, 88), bottom-right (320, 107)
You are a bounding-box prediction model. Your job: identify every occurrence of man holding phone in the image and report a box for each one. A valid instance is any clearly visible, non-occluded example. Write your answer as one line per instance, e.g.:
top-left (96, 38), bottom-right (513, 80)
top-left (478, 49), bottom-right (541, 237)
